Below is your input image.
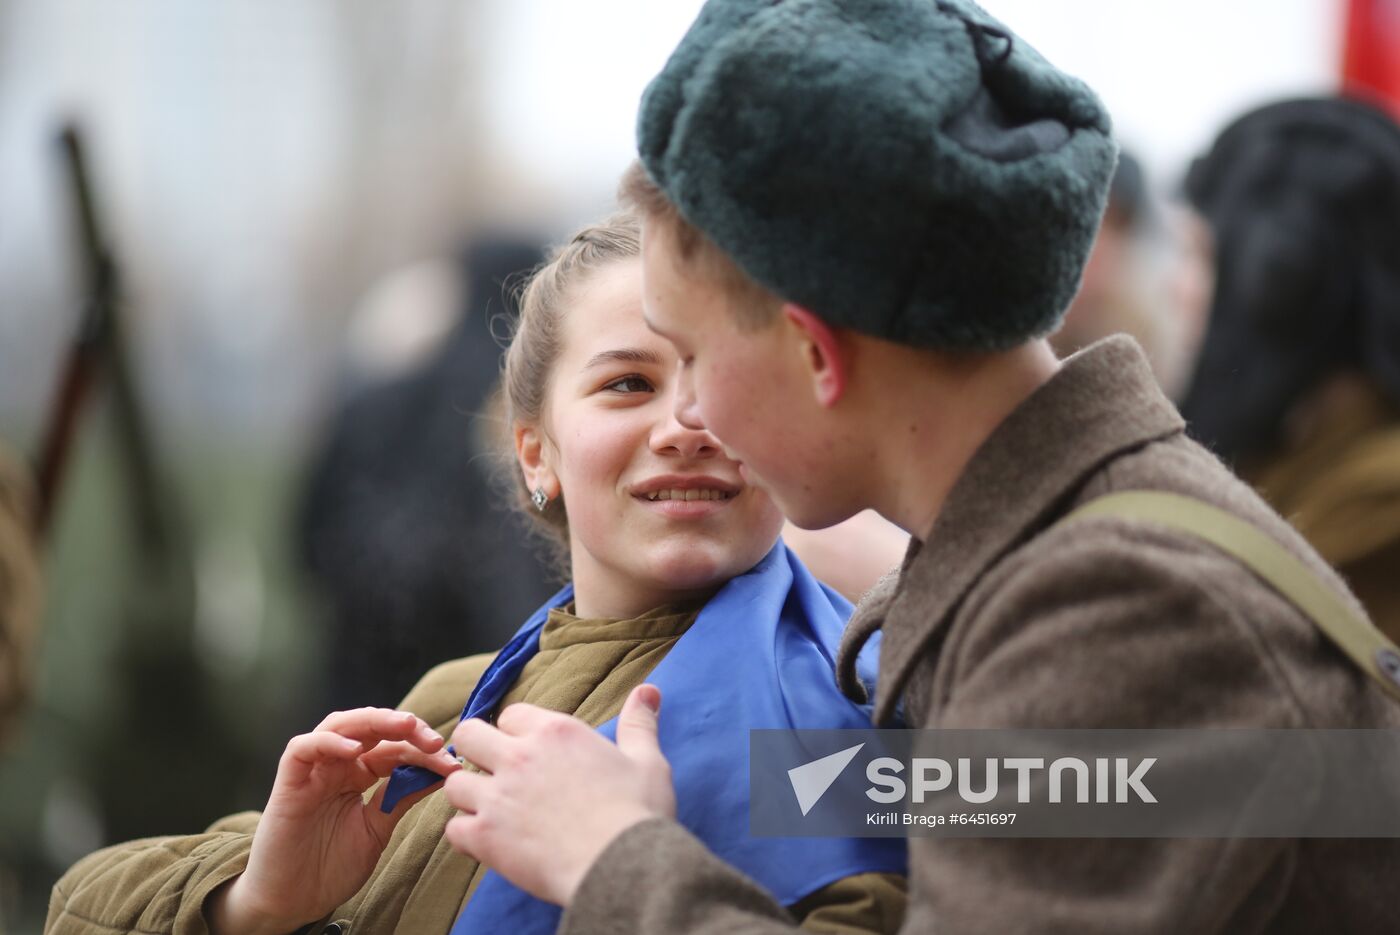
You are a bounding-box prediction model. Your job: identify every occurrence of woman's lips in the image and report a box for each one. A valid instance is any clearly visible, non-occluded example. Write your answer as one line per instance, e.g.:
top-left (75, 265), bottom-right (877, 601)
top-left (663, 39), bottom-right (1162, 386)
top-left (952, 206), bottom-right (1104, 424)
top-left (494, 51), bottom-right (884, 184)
top-left (633, 490), bottom-right (738, 519)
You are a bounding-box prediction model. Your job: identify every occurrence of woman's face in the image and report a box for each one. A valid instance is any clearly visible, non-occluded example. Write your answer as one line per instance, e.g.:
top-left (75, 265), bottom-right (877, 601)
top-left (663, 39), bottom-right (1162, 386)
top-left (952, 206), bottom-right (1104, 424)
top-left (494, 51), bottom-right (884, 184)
top-left (517, 257), bottom-right (784, 618)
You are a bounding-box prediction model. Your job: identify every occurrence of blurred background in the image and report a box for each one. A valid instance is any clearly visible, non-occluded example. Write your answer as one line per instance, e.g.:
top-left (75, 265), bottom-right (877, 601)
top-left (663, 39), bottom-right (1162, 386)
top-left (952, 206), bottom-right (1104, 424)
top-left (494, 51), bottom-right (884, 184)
top-left (1, 0), bottom-right (1397, 931)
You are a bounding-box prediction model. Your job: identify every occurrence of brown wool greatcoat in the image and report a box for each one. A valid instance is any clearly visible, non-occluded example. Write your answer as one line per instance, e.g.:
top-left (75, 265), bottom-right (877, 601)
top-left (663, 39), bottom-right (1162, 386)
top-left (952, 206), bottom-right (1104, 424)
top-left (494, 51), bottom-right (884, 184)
top-left (560, 336), bottom-right (1400, 935)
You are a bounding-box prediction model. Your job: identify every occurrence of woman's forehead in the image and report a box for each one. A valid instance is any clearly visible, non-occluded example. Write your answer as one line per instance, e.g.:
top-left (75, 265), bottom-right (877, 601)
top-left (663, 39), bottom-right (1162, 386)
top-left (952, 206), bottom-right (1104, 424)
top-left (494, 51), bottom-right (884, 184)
top-left (560, 259), bottom-right (674, 367)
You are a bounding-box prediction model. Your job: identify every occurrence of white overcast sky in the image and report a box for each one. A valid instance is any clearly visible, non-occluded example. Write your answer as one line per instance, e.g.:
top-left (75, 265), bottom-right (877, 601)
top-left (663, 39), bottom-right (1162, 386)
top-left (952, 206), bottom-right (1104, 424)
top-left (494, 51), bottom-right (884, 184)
top-left (0, 0), bottom-right (1347, 433)
top-left (485, 0), bottom-right (1343, 201)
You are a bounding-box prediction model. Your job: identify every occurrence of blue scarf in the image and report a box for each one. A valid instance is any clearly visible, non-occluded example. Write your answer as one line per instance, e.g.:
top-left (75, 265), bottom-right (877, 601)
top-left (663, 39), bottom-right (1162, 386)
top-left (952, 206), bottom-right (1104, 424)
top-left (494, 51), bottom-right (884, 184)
top-left (382, 542), bottom-right (905, 934)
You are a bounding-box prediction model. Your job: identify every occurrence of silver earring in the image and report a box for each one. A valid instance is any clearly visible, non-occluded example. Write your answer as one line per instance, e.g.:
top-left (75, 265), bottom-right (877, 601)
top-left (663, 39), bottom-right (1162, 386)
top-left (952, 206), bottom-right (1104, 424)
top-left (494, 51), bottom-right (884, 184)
top-left (532, 487), bottom-right (549, 511)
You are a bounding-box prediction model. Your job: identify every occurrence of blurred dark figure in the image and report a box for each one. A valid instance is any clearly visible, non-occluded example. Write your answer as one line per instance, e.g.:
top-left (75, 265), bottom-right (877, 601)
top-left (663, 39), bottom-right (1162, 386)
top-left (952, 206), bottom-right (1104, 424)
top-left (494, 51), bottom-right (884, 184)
top-left (0, 444), bottom-right (41, 749)
top-left (298, 238), bottom-right (556, 712)
top-left (1052, 151), bottom-right (1213, 399)
top-left (1180, 96), bottom-right (1400, 640)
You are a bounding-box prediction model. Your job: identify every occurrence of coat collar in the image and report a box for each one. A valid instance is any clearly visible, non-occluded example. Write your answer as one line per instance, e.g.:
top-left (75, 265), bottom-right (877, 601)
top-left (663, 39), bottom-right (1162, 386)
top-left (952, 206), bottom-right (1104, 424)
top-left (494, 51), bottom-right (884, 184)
top-left (838, 336), bottom-right (1187, 725)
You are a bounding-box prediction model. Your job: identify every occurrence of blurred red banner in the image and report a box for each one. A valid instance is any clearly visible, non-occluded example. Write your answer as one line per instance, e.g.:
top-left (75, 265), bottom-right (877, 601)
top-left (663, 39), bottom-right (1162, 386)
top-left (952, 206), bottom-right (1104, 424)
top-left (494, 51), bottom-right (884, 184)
top-left (1345, 0), bottom-right (1400, 118)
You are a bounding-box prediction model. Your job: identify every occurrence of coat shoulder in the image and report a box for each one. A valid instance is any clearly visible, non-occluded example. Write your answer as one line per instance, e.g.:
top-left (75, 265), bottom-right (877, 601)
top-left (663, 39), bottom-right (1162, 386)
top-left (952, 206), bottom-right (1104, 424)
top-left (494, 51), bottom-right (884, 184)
top-left (934, 434), bottom-right (1397, 729)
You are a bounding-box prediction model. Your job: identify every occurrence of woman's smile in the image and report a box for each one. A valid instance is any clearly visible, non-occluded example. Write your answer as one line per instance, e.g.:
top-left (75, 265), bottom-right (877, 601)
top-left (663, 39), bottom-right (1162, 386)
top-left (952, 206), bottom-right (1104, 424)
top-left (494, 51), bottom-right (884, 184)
top-left (629, 473), bottom-right (742, 519)
top-left (520, 256), bottom-right (783, 616)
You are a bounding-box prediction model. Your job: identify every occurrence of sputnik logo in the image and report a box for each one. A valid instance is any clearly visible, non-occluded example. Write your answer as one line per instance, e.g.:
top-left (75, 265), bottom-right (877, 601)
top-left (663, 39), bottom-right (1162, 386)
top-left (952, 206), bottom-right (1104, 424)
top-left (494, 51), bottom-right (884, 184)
top-left (787, 743), bottom-right (865, 816)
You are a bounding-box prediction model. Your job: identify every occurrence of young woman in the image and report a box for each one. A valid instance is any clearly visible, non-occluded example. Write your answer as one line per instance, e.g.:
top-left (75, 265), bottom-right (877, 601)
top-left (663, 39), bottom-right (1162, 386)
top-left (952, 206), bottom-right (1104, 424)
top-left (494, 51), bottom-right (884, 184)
top-left (45, 212), bottom-right (906, 935)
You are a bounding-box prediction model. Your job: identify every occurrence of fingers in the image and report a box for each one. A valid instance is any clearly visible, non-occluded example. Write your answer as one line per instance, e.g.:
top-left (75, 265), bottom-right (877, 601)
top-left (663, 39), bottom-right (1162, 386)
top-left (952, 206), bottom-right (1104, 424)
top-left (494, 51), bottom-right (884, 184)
top-left (437, 702), bottom-right (674, 906)
top-left (494, 702), bottom-right (556, 736)
top-left (284, 730), bottom-right (367, 773)
top-left (358, 740), bottom-right (461, 779)
top-left (278, 709), bottom-right (449, 787)
top-left (442, 765), bottom-right (489, 815)
top-left (615, 685), bottom-right (662, 761)
top-left (451, 716), bottom-right (518, 773)
top-left (457, 706), bottom-right (594, 773)
top-left (314, 708), bottom-right (445, 753)
top-left (443, 812), bottom-right (487, 862)
top-left (439, 766), bottom-right (491, 859)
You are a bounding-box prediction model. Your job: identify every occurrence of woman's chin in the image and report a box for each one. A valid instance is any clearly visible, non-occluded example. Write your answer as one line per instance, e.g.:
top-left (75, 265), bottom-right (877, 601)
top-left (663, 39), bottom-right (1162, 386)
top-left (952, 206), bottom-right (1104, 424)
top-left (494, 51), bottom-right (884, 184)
top-left (646, 561), bottom-right (728, 594)
top-left (643, 543), bottom-right (763, 593)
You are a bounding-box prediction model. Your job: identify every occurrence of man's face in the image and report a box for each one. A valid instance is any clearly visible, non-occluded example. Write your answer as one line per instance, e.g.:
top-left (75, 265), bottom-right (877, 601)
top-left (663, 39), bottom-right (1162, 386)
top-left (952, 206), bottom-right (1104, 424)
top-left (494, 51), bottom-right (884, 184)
top-left (639, 223), bottom-right (856, 529)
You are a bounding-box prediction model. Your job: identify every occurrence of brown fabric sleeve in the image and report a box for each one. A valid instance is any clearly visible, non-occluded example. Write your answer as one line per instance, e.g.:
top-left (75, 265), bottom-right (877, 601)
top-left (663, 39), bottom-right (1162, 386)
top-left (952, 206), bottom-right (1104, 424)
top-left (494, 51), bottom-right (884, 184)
top-left (46, 832), bottom-right (254, 935)
top-left (788, 872), bottom-right (906, 933)
top-left (43, 655), bottom-right (499, 935)
top-left (563, 819), bottom-right (905, 935)
top-left (203, 810), bottom-right (260, 836)
top-left (560, 817), bottom-right (798, 935)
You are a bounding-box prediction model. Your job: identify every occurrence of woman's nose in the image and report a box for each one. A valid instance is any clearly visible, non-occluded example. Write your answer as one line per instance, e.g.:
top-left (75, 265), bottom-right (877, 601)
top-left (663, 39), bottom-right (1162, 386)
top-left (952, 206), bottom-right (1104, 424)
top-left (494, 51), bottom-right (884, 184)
top-left (651, 406), bottom-right (719, 459)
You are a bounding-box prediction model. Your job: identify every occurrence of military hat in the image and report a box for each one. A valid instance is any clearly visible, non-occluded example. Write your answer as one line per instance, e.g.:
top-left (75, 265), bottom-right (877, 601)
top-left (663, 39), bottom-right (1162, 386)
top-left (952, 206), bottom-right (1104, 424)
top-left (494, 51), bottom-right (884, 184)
top-left (638, 0), bottom-right (1118, 351)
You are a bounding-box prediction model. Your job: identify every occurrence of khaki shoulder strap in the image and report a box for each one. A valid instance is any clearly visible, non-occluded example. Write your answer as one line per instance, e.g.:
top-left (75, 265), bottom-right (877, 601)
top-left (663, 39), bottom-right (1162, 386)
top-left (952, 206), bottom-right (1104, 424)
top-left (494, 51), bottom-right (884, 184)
top-left (1062, 490), bottom-right (1400, 704)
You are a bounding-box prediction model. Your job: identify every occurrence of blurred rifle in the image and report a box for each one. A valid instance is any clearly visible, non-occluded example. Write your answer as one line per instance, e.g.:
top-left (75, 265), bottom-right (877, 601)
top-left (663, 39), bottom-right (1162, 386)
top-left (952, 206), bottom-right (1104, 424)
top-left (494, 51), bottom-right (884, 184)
top-left (33, 123), bottom-right (175, 567)
top-left (29, 126), bottom-right (228, 845)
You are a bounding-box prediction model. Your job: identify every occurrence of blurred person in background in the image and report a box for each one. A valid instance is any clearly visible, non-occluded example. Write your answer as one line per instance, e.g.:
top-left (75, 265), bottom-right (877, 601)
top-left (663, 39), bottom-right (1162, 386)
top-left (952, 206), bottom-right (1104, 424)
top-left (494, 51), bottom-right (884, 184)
top-left (0, 443), bottom-right (41, 750)
top-left (297, 237), bottom-right (559, 713)
top-left (1050, 150), bottom-right (1214, 400)
top-left (1180, 96), bottom-right (1400, 642)
top-left (47, 212), bottom-right (907, 935)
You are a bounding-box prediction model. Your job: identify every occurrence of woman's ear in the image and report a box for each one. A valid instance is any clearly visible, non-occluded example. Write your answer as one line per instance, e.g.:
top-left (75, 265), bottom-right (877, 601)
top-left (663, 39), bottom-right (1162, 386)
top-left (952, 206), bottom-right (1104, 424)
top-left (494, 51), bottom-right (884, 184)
top-left (783, 304), bottom-right (848, 407)
top-left (514, 423), bottom-right (559, 498)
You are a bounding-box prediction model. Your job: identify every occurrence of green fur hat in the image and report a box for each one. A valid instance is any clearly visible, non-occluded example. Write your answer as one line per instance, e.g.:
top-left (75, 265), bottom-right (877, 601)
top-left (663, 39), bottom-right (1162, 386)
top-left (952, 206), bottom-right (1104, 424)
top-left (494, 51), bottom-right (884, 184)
top-left (637, 0), bottom-right (1118, 351)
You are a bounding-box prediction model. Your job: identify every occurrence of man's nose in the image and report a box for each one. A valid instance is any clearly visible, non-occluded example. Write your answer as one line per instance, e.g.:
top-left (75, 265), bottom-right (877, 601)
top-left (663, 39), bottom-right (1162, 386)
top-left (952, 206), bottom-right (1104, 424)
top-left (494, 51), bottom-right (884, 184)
top-left (674, 365), bottom-right (705, 431)
top-left (651, 406), bottom-right (719, 459)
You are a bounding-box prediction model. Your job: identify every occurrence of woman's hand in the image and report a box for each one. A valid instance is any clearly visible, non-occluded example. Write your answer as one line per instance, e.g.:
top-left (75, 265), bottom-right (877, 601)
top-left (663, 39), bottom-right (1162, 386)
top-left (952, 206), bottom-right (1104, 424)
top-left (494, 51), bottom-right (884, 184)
top-left (443, 684), bottom-right (676, 906)
top-left (208, 708), bottom-right (461, 935)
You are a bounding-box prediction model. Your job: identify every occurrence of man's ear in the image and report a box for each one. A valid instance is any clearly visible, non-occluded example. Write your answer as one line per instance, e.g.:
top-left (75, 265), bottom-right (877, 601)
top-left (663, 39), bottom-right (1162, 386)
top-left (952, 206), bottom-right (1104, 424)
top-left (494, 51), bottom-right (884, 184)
top-left (514, 423), bottom-right (558, 497)
top-left (783, 304), bottom-right (848, 407)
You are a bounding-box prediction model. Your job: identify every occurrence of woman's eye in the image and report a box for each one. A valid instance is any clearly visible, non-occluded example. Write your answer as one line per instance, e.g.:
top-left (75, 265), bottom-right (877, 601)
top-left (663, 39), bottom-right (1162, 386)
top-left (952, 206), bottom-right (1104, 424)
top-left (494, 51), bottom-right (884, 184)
top-left (602, 374), bottom-right (654, 394)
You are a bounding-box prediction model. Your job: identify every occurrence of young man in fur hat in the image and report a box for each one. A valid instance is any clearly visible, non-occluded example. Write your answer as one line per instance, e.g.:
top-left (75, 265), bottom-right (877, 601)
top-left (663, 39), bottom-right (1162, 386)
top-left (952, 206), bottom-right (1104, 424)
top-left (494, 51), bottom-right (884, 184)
top-left (445, 1), bottom-right (1400, 930)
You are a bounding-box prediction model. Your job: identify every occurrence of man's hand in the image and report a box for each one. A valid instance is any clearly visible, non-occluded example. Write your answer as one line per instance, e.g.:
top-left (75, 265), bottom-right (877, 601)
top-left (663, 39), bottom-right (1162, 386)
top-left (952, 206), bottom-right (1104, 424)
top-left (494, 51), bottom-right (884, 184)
top-left (443, 684), bottom-right (676, 905)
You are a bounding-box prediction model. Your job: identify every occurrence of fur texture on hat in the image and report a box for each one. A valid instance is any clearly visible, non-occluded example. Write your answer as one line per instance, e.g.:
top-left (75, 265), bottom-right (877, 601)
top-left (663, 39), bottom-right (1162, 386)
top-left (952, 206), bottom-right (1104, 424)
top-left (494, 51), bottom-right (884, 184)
top-left (638, 0), bottom-right (1118, 351)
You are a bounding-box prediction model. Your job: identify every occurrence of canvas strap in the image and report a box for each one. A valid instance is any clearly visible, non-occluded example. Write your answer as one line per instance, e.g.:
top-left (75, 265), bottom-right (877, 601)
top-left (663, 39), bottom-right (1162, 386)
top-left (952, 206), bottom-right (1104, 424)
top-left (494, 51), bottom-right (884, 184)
top-left (1063, 490), bottom-right (1400, 704)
